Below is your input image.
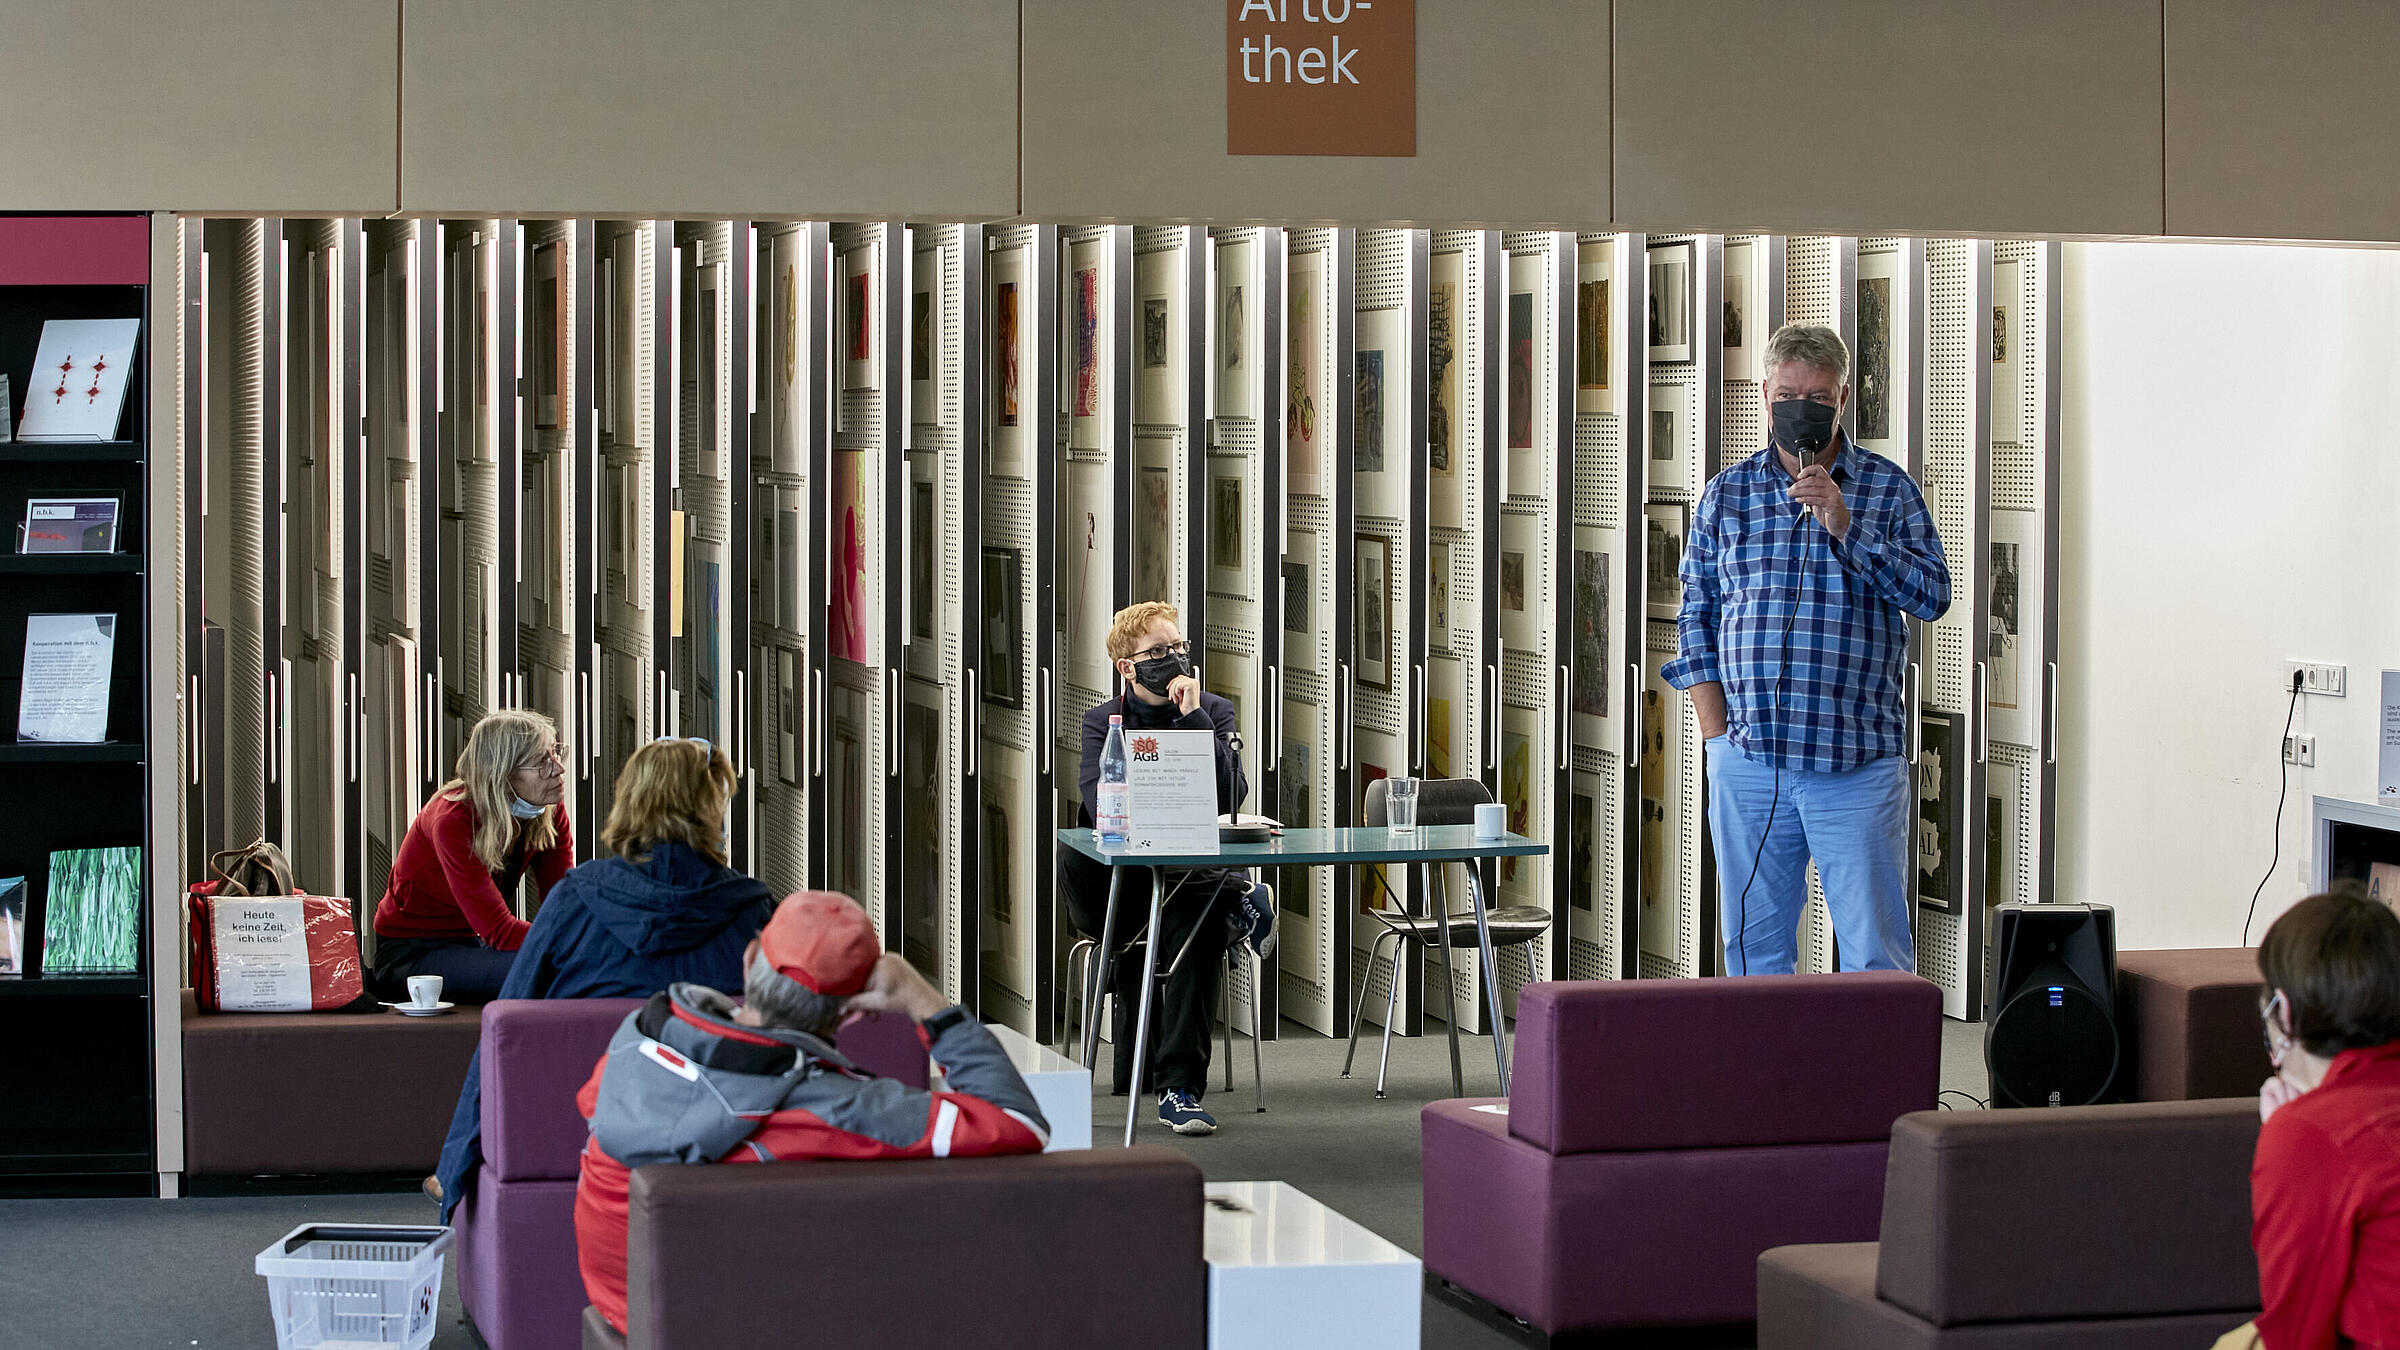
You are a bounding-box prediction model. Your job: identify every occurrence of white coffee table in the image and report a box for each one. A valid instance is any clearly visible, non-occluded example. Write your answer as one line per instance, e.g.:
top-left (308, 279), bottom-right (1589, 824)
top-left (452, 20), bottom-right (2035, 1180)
top-left (1203, 1181), bottom-right (1420, 1350)
top-left (983, 1021), bottom-right (1093, 1152)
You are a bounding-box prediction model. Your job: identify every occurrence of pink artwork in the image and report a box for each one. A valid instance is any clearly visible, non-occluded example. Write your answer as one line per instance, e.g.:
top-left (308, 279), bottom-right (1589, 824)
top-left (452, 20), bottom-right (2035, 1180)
top-left (1072, 263), bottom-right (1100, 419)
top-left (829, 450), bottom-right (868, 664)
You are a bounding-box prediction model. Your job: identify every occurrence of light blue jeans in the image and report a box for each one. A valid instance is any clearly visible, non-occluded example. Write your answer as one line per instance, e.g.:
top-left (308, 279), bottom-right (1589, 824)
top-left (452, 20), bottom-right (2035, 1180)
top-left (1704, 734), bottom-right (1915, 975)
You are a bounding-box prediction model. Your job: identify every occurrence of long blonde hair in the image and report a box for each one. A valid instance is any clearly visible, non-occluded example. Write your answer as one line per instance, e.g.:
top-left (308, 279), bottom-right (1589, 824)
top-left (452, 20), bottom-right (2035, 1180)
top-left (439, 710), bottom-right (561, 871)
top-left (601, 738), bottom-right (735, 865)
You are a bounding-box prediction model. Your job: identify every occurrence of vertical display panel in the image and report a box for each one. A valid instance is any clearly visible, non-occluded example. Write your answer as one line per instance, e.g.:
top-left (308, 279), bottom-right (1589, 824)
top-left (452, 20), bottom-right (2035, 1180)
top-left (593, 220), bottom-right (662, 856)
top-left (825, 222), bottom-right (896, 940)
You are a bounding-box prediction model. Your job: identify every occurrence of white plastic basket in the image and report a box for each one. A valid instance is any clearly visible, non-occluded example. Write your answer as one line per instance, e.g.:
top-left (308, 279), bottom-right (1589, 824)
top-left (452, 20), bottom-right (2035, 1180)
top-left (253, 1223), bottom-right (452, 1350)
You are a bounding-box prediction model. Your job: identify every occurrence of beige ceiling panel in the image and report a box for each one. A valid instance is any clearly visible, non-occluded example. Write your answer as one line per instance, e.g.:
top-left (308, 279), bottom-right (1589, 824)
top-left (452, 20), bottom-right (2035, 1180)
top-left (401, 0), bottom-right (1017, 219)
top-left (1614, 0), bottom-right (2164, 239)
top-left (2166, 0), bottom-right (2400, 243)
top-left (0, 0), bottom-right (397, 214)
top-left (1020, 0), bottom-right (1608, 228)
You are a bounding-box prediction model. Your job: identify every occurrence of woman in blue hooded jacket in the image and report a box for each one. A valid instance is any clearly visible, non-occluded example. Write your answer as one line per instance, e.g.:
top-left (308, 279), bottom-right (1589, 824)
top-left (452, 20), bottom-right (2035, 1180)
top-left (430, 736), bottom-right (773, 1218)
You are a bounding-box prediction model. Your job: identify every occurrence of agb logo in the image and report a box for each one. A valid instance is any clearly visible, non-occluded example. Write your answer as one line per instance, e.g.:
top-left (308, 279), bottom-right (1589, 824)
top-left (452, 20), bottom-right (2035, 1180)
top-left (1130, 735), bottom-right (1160, 761)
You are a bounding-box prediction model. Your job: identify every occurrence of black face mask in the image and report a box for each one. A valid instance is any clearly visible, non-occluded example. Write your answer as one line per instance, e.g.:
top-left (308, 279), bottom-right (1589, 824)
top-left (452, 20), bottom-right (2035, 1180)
top-left (1770, 398), bottom-right (1838, 458)
top-left (1131, 651), bottom-right (1192, 697)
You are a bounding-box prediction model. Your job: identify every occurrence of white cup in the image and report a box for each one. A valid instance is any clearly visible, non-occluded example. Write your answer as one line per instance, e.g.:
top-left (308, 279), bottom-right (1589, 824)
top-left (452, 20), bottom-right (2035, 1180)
top-left (1474, 801), bottom-right (1507, 840)
top-left (407, 974), bottom-right (444, 1009)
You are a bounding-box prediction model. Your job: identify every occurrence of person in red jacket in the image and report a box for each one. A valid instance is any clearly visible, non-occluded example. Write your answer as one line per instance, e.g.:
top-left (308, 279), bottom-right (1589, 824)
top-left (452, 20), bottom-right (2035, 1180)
top-left (573, 891), bottom-right (1048, 1335)
top-left (2227, 890), bottom-right (2400, 1350)
top-left (370, 710), bottom-right (575, 1002)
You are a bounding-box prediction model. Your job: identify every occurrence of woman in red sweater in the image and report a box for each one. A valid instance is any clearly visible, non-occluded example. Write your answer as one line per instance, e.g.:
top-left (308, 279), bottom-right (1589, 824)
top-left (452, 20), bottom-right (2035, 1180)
top-left (370, 710), bottom-right (575, 1002)
top-left (2227, 890), bottom-right (2400, 1350)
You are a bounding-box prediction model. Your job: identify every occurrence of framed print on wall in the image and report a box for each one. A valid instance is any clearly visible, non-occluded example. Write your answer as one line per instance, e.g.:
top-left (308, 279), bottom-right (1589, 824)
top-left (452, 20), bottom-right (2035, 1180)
top-left (1068, 238), bottom-right (1106, 451)
top-left (989, 246), bottom-right (1029, 477)
top-left (1501, 706), bottom-right (1538, 891)
top-left (1354, 306), bottom-right (1404, 496)
top-left (1208, 462), bottom-right (1246, 596)
top-left (1644, 504), bottom-right (1689, 622)
top-left (1355, 532), bottom-right (1393, 691)
top-left (911, 246), bottom-right (943, 429)
top-left (1286, 249), bottom-right (1327, 497)
top-left (1498, 510), bottom-right (1541, 651)
top-left (776, 646), bottom-right (802, 787)
top-left (1991, 258), bottom-right (2024, 444)
top-left (830, 449), bottom-right (869, 664)
top-left (1135, 248), bottom-right (1180, 425)
top-left (1915, 710), bottom-right (1963, 914)
top-left (1570, 525), bottom-right (1613, 739)
top-left (1215, 238), bottom-right (1258, 421)
top-left (1570, 775), bottom-right (1599, 914)
top-left (770, 230), bottom-right (806, 474)
top-left (1855, 249), bottom-right (1899, 454)
top-left (1986, 507), bottom-right (2042, 747)
top-left (1505, 252), bottom-right (1546, 497)
top-left (1647, 379), bottom-right (1694, 496)
top-left (1426, 653), bottom-right (1463, 780)
top-left (979, 546), bottom-right (1024, 709)
top-left (1064, 458), bottom-right (1113, 690)
top-left (1427, 540), bottom-right (1452, 650)
top-left (1646, 239), bottom-right (1694, 364)
top-left (1282, 530), bottom-right (1317, 650)
top-left (1987, 758), bottom-right (2021, 908)
top-left (1723, 239), bottom-right (1759, 382)
top-left (1639, 666), bottom-right (1680, 959)
top-left (906, 455), bottom-right (940, 681)
top-left (1428, 248), bottom-right (1465, 526)
top-left (1134, 444), bottom-right (1175, 606)
top-left (531, 241), bottom-right (565, 431)
top-left (842, 244), bottom-right (878, 393)
top-left (1575, 240), bottom-right (1614, 415)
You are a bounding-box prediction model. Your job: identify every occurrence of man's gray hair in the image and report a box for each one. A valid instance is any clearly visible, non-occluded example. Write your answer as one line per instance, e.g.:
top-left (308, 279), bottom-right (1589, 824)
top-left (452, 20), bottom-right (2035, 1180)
top-left (1761, 323), bottom-right (1851, 384)
top-left (744, 951), bottom-right (846, 1039)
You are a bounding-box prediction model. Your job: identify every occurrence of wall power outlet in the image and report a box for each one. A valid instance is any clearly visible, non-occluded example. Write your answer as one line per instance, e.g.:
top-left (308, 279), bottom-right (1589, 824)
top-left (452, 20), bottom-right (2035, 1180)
top-left (2285, 662), bottom-right (2347, 697)
top-left (2284, 734), bottom-right (2318, 768)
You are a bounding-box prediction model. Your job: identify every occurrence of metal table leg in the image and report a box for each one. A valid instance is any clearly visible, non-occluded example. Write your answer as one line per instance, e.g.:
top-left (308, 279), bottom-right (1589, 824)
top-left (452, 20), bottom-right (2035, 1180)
top-left (1467, 860), bottom-right (1511, 1096)
top-left (1123, 867), bottom-right (1168, 1147)
top-left (1082, 867), bottom-right (1125, 1074)
top-left (1429, 863), bottom-right (1466, 1099)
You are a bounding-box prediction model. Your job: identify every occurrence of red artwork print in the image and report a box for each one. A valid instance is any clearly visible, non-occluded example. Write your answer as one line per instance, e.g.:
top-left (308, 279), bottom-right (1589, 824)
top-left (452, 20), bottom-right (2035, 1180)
top-left (53, 355), bottom-right (73, 405)
top-left (1130, 736), bottom-right (1159, 755)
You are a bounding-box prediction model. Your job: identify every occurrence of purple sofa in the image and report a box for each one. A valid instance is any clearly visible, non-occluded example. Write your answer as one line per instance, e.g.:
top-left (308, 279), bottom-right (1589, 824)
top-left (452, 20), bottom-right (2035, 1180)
top-left (458, 998), bottom-right (933, 1350)
top-left (1422, 973), bottom-right (1943, 1335)
top-left (1757, 1099), bottom-right (2260, 1347)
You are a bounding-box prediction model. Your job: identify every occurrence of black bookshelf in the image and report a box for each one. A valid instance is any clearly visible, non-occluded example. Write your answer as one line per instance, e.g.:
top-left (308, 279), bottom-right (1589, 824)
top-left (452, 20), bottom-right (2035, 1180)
top-left (0, 216), bottom-right (156, 1196)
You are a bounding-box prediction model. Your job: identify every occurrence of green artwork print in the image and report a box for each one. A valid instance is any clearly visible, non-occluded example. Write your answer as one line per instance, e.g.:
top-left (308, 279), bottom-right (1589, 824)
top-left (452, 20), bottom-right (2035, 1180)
top-left (42, 845), bottom-right (140, 974)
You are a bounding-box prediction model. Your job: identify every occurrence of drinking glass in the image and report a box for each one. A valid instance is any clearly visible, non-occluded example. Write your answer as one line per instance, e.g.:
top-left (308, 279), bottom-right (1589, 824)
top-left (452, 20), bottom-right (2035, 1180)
top-left (1387, 776), bottom-right (1420, 834)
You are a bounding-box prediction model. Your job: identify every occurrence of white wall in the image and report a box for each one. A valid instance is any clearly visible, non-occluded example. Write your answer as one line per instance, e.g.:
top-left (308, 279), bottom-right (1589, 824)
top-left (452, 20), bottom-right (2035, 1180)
top-left (2059, 241), bottom-right (2400, 950)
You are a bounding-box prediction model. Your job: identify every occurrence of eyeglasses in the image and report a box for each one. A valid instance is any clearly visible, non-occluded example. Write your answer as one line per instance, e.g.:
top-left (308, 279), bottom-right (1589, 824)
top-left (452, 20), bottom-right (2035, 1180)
top-left (655, 735), bottom-right (715, 757)
top-left (1128, 640), bottom-right (1191, 662)
top-left (2260, 989), bottom-right (2291, 1070)
top-left (523, 743), bottom-right (568, 773)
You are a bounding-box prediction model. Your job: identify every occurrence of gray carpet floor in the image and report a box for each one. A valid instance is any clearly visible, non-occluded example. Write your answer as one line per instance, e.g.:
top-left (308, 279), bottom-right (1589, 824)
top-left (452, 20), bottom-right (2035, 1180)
top-left (3, 1020), bottom-right (1992, 1349)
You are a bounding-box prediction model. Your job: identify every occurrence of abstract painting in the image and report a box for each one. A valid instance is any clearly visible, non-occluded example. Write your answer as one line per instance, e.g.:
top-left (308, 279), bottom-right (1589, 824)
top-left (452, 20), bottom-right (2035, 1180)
top-left (1069, 239), bottom-right (1104, 447)
top-left (992, 246), bottom-right (1027, 470)
top-left (1283, 529), bottom-right (1317, 647)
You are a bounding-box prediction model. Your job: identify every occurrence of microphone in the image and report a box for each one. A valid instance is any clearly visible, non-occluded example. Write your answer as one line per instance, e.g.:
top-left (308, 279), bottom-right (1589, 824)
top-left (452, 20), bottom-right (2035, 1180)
top-left (1799, 465), bottom-right (1848, 525)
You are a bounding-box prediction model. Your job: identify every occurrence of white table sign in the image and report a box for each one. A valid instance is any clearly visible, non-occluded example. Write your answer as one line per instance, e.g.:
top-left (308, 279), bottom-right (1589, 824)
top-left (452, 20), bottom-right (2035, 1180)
top-left (17, 318), bottom-right (140, 441)
top-left (1127, 728), bottom-right (1220, 854)
top-left (211, 898), bottom-right (313, 1011)
top-left (19, 613), bottom-right (115, 742)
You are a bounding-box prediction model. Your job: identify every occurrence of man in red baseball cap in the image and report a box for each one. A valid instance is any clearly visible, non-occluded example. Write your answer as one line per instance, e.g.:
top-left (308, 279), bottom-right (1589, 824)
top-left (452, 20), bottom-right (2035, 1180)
top-left (572, 891), bottom-right (1049, 1334)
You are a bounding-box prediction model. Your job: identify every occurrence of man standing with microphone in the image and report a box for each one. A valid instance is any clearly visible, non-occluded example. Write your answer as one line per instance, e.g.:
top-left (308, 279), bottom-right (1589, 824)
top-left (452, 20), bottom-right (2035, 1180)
top-left (1662, 324), bottom-right (1950, 975)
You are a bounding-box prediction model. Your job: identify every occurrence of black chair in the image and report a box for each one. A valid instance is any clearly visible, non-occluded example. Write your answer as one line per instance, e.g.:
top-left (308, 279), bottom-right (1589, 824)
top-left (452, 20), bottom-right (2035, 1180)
top-left (1341, 777), bottom-right (1550, 1098)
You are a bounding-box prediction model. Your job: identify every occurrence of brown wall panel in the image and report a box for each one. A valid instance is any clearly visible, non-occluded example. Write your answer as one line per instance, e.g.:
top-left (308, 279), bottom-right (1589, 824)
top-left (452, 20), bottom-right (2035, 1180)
top-left (1020, 0), bottom-right (1609, 227)
top-left (400, 0), bottom-right (1017, 219)
top-left (2165, 0), bottom-right (2400, 243)
top-left (0, 0), bottom-right (397, 213)
top-left (1614, 0), bottom-right (2164, 239)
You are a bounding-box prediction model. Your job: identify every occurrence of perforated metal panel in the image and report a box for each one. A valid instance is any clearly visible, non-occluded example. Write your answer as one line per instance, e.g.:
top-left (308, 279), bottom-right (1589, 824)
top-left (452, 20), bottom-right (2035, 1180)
top-left (1922, 238), bottom-right (1980, 1020)
top-left (228, 219), bottom-right (269, 848)
top-left (1720, 235), bottom-right (1768, 474)
top-left (1785, 236), bottom-right (1836, 328)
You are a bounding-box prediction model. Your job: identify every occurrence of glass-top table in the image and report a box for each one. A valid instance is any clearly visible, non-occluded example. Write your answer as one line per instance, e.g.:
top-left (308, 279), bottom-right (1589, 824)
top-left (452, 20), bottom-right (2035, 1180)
top-left (1060, 824), bottom-right (1550, 1142)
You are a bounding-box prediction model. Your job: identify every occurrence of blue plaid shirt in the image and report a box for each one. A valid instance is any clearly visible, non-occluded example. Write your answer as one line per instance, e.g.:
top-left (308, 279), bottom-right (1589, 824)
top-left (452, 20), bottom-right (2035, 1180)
top-left (1661, 436), bottom-right (1951, 774)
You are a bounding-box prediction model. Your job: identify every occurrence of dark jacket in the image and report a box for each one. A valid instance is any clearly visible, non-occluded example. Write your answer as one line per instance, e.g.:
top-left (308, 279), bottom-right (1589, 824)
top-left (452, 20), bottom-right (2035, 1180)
top-left (1057, 689), bottom-right (1249, 932)
top-left (433, 843), bottom-right (775, 1220)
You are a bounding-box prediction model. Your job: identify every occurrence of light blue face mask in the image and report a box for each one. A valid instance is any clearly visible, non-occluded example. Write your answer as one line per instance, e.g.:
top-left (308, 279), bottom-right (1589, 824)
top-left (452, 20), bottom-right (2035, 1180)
top-left (509, 795), bottom-right (546, 820)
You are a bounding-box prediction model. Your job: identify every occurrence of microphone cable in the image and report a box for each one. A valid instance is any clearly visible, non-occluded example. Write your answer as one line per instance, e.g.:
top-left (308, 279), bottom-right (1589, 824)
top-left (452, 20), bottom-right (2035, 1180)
top-left (1730, 493), bottom-right (1816, 976)
top-left (2242, 670), bottom-right (2305, 946)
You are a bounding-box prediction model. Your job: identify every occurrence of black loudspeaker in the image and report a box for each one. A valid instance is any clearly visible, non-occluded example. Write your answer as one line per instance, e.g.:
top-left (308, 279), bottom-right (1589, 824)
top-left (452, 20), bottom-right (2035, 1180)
top-left (1984, 903), bottom-right (2124, 1108)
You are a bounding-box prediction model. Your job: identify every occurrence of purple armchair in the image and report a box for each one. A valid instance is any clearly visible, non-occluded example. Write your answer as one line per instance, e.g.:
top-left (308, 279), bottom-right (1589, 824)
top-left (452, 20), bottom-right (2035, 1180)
top-left (458, 999), bottom-right (932, 1350)
top-left (1422, 973), bottom-right (1943, 1336)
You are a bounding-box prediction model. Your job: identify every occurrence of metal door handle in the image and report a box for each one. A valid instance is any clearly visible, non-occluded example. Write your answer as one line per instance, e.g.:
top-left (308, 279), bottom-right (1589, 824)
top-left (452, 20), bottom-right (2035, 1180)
top-left (348, 671), bottom-right (362, 784)
top-left (812, 667), bottom-right (826, 779)
top-left (1907, 660), bottom-right (1922, 764)
top-left (2045, 661), bottom-right (2059, 766)
top-left (265, 669), bottom-right (280, 784)
top-left (1415, 664), bottom-right (1429, 771)
top-left (579, 670), bottom-right (591, 780)
top-left (1974, 662), bottom-right (1989, 765)
top-left (1626, 663), bottom-right (1640, 771)
top-left (1266, 666), bottom-right (1280, 769)
top-left (1488, 661), bottom-right (1501, 770)
top-left (1040, 667), bottom-right (1054, 776)
top-left (1556, 664), bottom-right (1569, 770)
top-left (965, 669), bottom-right (978, 776)
top-left (886, 668), bottom-right (900, 780)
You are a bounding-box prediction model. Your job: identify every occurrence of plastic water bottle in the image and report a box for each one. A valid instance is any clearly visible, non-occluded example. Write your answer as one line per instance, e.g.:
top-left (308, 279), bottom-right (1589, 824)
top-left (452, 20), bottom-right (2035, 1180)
top-left (1096, 715), bottom-right (1131, 844)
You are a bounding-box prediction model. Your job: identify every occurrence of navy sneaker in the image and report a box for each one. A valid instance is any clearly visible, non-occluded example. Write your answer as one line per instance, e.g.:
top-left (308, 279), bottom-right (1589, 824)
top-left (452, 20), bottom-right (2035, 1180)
top-left (1159, 1089), bottom-right (1218, 1135)
top-left (1229, 883), bottom-right (1278, 960)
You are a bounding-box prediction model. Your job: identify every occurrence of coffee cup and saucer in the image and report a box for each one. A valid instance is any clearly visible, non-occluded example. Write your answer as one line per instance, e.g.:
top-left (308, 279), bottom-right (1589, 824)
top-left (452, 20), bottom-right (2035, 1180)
top-left (381, 974), bottom-right (457, 1017)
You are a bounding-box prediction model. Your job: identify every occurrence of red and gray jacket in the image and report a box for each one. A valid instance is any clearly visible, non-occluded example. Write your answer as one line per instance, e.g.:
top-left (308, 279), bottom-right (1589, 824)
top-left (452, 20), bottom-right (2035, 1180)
top-left (575, 983), bottom-right (1049, 1331)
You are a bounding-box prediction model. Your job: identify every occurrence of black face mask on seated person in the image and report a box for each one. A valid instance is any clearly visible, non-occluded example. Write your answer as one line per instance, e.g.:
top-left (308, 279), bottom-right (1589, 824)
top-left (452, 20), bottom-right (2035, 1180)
top-left (1770, 398), bottom-right (1839, 460)
top-left (1130, 651), bottom-right (1193, 700)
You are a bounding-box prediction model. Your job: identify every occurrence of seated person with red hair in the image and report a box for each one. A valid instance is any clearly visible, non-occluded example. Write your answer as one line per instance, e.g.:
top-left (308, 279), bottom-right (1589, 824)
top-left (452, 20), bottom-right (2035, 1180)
top-left (573, 891), bottom-right (1049, 1335)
